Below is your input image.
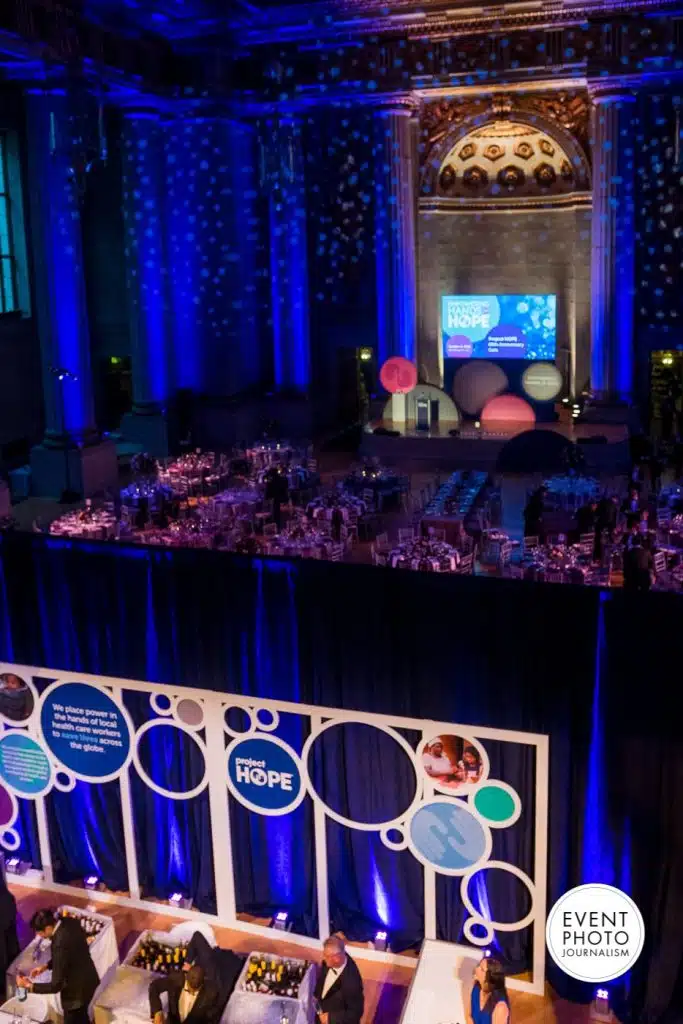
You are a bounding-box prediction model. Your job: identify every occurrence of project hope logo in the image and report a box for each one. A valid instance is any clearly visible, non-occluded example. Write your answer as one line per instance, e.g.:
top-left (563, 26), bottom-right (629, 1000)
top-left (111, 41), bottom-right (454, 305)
top-left (227, 734), bottom-right (303, 816)
top-left (546, 884), bottom-right (645, 983)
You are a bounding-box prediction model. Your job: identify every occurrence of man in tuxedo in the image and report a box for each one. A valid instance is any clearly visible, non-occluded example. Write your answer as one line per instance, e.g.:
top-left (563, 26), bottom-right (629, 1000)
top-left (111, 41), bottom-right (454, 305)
top-left (183, 931), bottom-right (243, 1012)
top-left (313, 936), bottom-right (364, 1024)
top-left (17, 909), bottom-right (99, 1024)
top-left (149, 965), bottom-right (220, 1024)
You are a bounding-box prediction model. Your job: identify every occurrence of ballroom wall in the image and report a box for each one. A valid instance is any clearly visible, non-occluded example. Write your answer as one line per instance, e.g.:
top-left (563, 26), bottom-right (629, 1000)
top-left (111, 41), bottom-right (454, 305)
top-left (0, 85), bottom-right (43, 455)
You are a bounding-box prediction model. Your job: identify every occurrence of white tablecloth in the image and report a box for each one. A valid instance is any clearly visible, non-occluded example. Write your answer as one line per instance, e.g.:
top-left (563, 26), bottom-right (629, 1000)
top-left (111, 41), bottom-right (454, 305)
top-left (7, 907), bottom-right (120, 1022)
top-left (223, 953), bottom-right (315, 1024)
top-left (399, 939), bottom-right (478, 1024)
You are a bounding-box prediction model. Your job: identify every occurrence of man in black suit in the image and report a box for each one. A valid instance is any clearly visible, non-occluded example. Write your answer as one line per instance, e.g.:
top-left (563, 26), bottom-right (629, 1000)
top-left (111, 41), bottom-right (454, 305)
top-left (183, 932), bottom-right (243, 1013)
top-left (313, 935), bottom-right (364, 1024)
top-left (149, 965), bottom-right (220, 1024)
top-left (17, 909), bottom-right (99, 1024)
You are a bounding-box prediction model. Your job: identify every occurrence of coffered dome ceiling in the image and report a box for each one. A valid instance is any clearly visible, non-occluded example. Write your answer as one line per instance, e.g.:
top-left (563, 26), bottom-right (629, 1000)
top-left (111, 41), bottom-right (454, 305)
top-left (437, 120), bottom-right (581, 199)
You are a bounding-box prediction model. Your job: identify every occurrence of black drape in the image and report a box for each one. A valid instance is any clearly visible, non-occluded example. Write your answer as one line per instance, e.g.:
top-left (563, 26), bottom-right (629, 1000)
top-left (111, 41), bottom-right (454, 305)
top-left (0, 532), bottom-right (681, 1022)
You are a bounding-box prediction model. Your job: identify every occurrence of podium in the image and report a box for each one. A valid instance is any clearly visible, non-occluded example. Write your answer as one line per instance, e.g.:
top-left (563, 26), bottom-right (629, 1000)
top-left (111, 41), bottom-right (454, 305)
top-left (399, 940), bottom-right (480, 1024)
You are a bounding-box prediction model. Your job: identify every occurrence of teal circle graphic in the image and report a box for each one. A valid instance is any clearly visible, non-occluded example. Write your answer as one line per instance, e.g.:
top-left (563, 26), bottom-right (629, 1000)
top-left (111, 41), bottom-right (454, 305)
top-left (474, 784), bottom-right (517, 823)
top-left (410, 800), bottom-right (488, 872)
top-left (0, 732), bottom-right (52, 796)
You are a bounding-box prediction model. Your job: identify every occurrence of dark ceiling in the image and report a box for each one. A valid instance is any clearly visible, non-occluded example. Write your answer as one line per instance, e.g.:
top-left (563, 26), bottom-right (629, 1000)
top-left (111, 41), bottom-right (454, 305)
top-left (83, 0), bottom-right (319, 40)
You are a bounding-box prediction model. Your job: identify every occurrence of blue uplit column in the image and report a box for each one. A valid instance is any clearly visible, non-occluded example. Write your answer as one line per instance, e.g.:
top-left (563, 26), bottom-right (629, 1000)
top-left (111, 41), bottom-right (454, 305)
top-left (26, 85), bottom-right (117, 497)
top-left (25, 88), bottom-right (97, 443)
top-left (589, 87), bottom-right (636, 403)
top-left (373, 98), bottom-right (418, 369)
top-left (267, 116), bottom-right (310, 392)
top-left (120, 108), bottom-right (171, 455)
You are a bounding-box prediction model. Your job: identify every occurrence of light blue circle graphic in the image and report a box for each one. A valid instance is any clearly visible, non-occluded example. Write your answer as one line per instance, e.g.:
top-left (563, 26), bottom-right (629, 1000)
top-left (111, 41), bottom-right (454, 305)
top-left (227, 735), bottom-right (303, 815)
top-left (410, 800), bottom-right (489, 872)
top-left (0, 732), bottom-right (52, 796)
top-left (40, 683), bottom-right (132, 779)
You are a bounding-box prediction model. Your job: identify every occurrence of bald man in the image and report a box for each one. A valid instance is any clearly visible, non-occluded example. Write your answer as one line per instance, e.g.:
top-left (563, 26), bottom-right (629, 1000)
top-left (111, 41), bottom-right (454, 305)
top-left (313, 936), bottom-right (364, 1024)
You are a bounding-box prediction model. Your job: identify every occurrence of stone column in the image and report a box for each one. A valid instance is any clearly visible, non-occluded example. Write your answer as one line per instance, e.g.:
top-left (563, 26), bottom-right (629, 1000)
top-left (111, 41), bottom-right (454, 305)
top-left (589, 86), bottom-right (636, 404)
top-left (267, 116), bottom-right (310, 392)
top-left (119, 107), bottom-right (171, 455)
top-left (26, 84), bottom-right (117, 497)
top-left (373, 98), bottom-right (419, 370)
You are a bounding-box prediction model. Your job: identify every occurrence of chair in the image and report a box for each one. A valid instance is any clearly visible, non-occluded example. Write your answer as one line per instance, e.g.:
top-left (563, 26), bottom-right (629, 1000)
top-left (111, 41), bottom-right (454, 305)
top-left (579, 532), bottom-right (595, 556)
top-left (263, 523), bottom-right (278, 538)
top-left (545, 571), bottom-right (564, 584)
top-left (499, 541), bottom-right (514, 567)
top-left (654, 550), bottom-right (667, 575)
top-left (457, 554), bottom-right (474, 575)
top-left (375, 532), bottom-right (389, 550)
top-left (398, 527), bottom-right (415, 543)
top-left (505, 564), bottom-right (524, 580)
top-left (428, 527), bottom-right (446, 542)
top-left (523, 536), bottom-right (539, 555)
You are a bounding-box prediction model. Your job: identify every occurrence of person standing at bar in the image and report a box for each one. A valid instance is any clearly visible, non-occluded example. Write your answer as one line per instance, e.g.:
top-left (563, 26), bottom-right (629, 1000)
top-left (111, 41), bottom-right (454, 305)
top-left (17, 909), bottom-right (99, 1024)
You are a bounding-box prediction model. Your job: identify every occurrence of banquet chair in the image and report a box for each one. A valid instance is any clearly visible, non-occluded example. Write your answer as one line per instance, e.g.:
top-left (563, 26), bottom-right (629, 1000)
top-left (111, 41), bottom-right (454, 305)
top-left (398, 527), bottom-right (415, 542)
top-left (427, 527), bottom-right (446, 542)
top-left (523, 536), bottom-right (539, 555)
top-left (362, 488), bottom-right (375, 507)
top-left (375, 532), bottom-right (389, 550)
top-left (505, 564), bottom-right (524, 580)
top-left (328, 543), bottom-right (344, 562)
top-left (263, 523), bottom-right (278, 538)
top-left (654, 550), bottom-right (667, 574)
top-left (579, 532), bottom-right (595, 556)
top-left (457, 554), bottom-right (474, 575)
top-left (499, 541), bottom-right (514, 567)
top-left (545, 571), bottom-right (563, 584)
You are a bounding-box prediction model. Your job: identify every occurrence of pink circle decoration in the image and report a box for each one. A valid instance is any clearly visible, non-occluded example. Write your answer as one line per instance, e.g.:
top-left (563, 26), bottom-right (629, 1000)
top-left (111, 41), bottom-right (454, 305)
top-left (379, 357), bottom-right (418, 395)
top-left (453, 361), bottom-right (509, 415)
top-left (0, 784), bottom-right (16, 829)
top-left (481, 394), bottom-right (536, 427)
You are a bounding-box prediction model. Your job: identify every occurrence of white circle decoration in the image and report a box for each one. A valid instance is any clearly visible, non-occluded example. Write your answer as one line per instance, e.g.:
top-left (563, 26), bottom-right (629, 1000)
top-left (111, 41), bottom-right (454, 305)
top-left (0, 827), bottom-right (21, 852)
top-left (407, 798), bottom-right (492, 876)
top-left (255, 707), bottom-right (280, 732)
top-left (546, 883), bottom-right (645, 983)
top-left (380, 826), bottom-right (409, 852)
top-left (175, 699), bottom-right (204, 730)
top-left (53, 771), bottom-right (77, 793)
top-left (226, 734), bottom-right (305, 817)
top-left (417, 733), bottom-right (490, 796)
top-left (133, 720), bottom-right (208, 800)
top-left (39, 681), bottom-right (134, 783)
top-left (223, 705), bottom-right (256, 738)
top-left (150, 693), bottom-right (174, 717)
top-left (0, 731), bottom-right (53, 797)
top-left (522, 362), bottom-right (563, 402)
top-left (463, 917), bottom-right (495, 947)
top-left (471, 781), bottom-right (521, 828)
top-left (302, 717), bottom-right (422, 832)
top-left (461, 862), bottom-right (536, 933)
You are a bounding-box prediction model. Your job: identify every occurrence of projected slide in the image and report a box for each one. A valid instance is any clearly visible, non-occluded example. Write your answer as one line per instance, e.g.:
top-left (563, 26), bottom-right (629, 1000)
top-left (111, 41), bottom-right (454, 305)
top-left (441, 294), bottom-right (557, 361)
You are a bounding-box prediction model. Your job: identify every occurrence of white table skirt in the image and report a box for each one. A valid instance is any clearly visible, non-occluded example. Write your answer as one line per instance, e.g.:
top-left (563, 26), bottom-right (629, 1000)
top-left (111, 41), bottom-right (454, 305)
top-left (7, 907), bottom-right (120, 1022)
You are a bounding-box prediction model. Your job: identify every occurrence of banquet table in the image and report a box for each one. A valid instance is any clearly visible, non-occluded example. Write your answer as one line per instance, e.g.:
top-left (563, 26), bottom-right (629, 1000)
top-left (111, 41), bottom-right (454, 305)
top-left (421, 471), bottom-right (487, 544)
top-left (222, 953), bottom-right (315, 1024)
top-left (385, 539), bottom-right (460, 572)
top-left (7, 907), bottom-right (119, 1022)
top-left (343, 469), bottom-right (405, 509)
top-left (49, 509), bottom-right (118, 540)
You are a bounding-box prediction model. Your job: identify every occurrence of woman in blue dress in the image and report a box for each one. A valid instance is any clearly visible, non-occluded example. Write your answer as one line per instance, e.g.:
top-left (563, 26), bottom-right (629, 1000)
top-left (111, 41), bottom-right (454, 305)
top-left (469, 956), bottom-right (510, 1024)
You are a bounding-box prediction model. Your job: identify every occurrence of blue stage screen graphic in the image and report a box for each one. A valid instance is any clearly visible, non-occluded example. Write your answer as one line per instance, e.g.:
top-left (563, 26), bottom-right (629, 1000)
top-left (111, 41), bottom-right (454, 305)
top-left (441, 294), bottom-right (557, 361)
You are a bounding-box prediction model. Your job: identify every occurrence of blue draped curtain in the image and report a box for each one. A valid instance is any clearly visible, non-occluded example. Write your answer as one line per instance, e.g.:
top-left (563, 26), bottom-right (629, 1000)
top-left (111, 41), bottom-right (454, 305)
top-left (1, 534), bottom-right (682, 1022)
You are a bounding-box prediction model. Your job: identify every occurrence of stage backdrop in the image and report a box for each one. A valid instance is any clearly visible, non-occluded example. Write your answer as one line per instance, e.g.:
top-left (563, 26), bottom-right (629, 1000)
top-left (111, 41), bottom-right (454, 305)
top-left (0, 660), bottom-right (548, 994)
top-left (1, 533), bottom-right (682, 1023)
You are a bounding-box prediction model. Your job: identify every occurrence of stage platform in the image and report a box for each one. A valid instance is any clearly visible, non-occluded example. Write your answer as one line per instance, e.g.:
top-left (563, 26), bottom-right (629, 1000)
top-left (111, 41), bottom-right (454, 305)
top-left (361, 419), bottom-right (630, 474)
top-left (8, 881), bottom-right (606, 1024)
